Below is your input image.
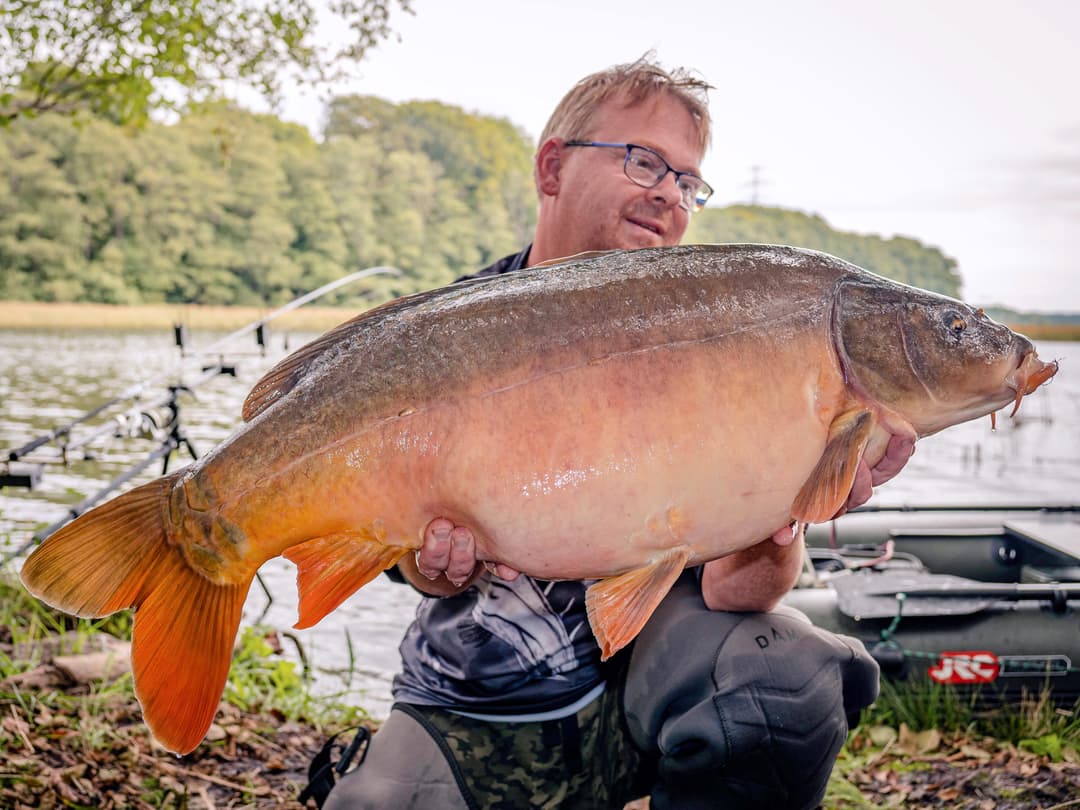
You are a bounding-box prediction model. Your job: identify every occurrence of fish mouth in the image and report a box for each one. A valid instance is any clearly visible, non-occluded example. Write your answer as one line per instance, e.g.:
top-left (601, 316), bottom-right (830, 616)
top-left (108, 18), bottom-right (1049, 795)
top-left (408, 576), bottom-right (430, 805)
top-left (1005, 350), bottom-right (1059, 417)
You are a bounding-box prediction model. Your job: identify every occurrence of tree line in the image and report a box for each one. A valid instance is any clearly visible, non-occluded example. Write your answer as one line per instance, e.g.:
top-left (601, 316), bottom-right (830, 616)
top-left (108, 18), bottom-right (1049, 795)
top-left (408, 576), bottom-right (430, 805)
top-left (0, 97), bottom-right (963, 308)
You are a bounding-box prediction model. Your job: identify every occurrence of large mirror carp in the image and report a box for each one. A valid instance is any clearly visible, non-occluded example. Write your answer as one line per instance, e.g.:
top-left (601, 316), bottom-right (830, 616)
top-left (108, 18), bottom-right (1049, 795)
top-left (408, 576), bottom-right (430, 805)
top-left (21, 243), bottom-right (1058, 753)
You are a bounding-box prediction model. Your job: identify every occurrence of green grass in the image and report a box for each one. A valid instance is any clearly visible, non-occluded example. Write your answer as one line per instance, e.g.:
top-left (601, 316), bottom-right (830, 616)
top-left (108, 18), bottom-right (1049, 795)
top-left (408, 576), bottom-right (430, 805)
top-left (6, 549), bottom-right (1079, 806)
top-left (824, 674), bottom-right (1080, 807)
top-left (224, 624), bottom-right (369, 729)
top-left (0, 565), bottom-right (133, 654)
top-left (861, 674), bottom-right (1080, 756)
top-left (0, 561), bottom-right (366, 756)
top-left (0, 561), bottom-right (367, 710)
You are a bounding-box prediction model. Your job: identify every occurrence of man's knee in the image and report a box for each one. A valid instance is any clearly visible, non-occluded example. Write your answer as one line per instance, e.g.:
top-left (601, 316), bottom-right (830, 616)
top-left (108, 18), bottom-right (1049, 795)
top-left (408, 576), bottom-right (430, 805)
top-left (624, 579), bottom-right (879, 809)
top-left (323, 707), bottom-right (470, 810)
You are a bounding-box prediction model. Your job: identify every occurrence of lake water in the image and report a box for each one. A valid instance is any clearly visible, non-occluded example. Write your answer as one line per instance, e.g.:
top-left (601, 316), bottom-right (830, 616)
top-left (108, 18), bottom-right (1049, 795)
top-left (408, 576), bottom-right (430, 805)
top-left (1, 329), bottom-right (1076, 718)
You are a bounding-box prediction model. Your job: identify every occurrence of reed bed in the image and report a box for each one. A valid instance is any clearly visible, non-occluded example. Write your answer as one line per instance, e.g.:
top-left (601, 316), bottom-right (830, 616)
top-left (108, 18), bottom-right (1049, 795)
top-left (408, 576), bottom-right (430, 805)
top-left (0, 301), bottom-right (361, 334)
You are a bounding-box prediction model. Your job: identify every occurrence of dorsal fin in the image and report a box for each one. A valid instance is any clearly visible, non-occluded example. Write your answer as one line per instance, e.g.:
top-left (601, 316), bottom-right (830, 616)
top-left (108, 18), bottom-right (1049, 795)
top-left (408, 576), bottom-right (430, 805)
top-left (531, 249), bottom-right (617, 270)
top-left (241, 251), bottom-right (615, 421)
top-left (241, 276), bottom-right (499, 422)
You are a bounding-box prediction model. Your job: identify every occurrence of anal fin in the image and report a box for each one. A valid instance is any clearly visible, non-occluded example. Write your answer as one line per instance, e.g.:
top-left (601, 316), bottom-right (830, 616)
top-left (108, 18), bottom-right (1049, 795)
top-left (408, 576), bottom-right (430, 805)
top-left (585, 546), bottom-right (693, 661)
top-left (792, 408), bottom-right (876, 524)
top-left (284, 532), bottom-right (409, 629)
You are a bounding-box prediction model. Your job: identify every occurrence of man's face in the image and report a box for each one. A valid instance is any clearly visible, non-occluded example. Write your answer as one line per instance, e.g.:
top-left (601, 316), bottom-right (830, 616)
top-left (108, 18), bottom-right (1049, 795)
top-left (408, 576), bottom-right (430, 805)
top-left (545, 93), bottom-right (705, 256)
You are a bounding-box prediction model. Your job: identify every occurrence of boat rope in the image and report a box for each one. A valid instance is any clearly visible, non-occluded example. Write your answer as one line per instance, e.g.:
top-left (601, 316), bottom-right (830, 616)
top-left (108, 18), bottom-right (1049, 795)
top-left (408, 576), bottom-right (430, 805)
top-left (875, 592), bottom-right (1080, 675)
top-left (879, 592), bottom-right (906, 642)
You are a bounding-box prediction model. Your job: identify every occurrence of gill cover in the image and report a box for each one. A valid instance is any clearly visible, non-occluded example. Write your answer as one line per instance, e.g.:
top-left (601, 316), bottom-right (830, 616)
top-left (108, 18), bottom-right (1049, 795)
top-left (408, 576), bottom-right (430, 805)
top-left (834, 277), bottom-right (1026, 436)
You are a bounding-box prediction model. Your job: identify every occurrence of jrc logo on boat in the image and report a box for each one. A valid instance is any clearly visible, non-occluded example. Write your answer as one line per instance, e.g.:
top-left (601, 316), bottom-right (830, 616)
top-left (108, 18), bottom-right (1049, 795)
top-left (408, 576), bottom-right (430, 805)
top-left (928, 651), bottom-right (1001, 684)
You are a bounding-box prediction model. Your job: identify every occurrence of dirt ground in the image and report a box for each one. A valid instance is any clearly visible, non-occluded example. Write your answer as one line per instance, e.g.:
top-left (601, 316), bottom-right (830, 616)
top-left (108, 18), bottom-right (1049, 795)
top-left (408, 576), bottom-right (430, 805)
top-left (1, 695), bottom-right (334, 808)
top-left (833, 739), bottom-right (1080, 809)
top-left (4, 689), bottom-right (1080, 809)
top-left (2, 641), bottom-right (1079, 808)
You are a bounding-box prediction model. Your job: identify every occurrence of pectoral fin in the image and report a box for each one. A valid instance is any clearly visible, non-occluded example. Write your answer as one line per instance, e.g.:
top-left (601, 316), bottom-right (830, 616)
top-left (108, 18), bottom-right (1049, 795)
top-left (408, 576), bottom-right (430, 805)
top-left (585, 546), bottom-right (693, 661)
top-left (792, 408), bottom-right (876, 524)
top-left (284, 532), bottom-right (409, 629)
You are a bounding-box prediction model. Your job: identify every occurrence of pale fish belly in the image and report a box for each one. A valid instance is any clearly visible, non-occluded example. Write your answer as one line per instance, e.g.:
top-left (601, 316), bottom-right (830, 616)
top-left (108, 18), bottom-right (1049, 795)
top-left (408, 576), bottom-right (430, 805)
top-left (412, 333), bottom-right (849, 579)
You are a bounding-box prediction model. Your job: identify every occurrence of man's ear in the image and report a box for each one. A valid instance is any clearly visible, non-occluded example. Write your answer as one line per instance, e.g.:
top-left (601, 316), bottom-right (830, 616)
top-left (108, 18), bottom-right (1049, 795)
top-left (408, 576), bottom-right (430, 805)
top-left (535, 138), bottom-right (562, 196)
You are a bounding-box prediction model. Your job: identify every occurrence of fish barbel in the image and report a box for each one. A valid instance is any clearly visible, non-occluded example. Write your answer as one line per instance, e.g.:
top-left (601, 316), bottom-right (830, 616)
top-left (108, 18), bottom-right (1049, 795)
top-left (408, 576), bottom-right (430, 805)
top-left (20, 244), bottom-right (1058, 753)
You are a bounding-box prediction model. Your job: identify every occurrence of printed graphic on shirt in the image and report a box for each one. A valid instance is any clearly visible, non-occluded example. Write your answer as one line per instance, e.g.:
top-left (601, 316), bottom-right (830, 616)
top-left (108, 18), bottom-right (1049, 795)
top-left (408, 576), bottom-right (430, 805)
top-left (469, 576), bottom-right (587, 677)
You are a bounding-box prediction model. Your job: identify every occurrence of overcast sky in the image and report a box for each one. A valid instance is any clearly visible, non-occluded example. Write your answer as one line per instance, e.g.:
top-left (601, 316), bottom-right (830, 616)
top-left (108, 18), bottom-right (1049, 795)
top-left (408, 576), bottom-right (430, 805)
top-left (272, 0), bottom-right (1078, 314)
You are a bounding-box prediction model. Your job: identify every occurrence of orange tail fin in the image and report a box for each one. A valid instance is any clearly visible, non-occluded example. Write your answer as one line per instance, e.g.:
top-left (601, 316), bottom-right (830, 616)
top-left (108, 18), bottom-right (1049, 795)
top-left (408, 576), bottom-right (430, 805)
top-left (19, 474), bottom-right (251, 755)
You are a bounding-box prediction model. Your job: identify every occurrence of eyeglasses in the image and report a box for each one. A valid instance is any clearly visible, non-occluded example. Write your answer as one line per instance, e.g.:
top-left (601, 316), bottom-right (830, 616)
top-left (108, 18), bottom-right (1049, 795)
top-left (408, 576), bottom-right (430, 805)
top-left (564, 141), bottom-right (713, 213)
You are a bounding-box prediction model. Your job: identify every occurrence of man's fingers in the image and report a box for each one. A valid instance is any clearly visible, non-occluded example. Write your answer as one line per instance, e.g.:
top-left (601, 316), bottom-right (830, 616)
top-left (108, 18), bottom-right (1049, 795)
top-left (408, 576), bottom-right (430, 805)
top-left (416, 517), bottom-right (455, 580)
top-left (418, 517), bottom-right (514, 586)
top-left (493, 563), bottom-right (521, 581)
top-left (445, 526), bottom-right (477, 586)
top-left (871, 435), bottom-right (915, 486)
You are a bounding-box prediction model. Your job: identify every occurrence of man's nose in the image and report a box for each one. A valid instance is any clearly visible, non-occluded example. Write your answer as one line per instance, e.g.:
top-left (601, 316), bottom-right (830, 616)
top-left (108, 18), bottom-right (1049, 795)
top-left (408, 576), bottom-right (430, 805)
top-left (651, 171), bottom-right (684, 209)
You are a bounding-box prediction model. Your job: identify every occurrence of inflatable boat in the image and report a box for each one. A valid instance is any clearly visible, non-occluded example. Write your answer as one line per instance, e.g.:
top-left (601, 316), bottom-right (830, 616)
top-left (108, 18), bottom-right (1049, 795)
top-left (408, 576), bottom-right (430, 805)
top-left (786, 505), bottom-right (1080, 704)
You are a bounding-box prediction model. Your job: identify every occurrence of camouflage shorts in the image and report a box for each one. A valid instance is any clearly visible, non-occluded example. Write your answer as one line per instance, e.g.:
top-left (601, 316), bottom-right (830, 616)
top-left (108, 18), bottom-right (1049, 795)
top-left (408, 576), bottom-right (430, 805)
top-left (320, 572), bottom-right (880, 810)
top-left (403, 682), bottom-right (649, 810)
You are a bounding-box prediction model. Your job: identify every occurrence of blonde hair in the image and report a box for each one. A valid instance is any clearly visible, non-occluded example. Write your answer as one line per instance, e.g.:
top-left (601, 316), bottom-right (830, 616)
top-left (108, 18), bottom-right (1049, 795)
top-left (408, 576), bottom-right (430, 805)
top-left (538, 54), bottom-right (713, 156)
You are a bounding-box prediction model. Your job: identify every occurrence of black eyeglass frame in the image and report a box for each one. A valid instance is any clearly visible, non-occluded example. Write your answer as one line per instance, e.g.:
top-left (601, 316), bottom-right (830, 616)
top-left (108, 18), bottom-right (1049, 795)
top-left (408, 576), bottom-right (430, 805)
top-left (563, 141), bottom-right (713, 213)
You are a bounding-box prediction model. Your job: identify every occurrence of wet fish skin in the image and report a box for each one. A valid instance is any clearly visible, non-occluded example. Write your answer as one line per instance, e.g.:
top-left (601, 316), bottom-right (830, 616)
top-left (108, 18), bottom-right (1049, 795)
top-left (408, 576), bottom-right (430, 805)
top-left (19, 244), bottom-right (1058, 754)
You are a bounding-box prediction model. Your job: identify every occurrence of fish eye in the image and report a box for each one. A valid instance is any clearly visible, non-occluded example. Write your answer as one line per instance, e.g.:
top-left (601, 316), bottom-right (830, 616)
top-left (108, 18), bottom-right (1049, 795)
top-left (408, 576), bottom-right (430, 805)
top-left (944, 311), bottom-right (967, 336)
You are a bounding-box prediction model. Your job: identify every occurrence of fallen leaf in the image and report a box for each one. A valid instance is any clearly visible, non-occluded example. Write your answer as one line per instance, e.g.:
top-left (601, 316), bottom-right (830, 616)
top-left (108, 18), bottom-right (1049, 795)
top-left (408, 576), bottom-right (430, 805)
top-left (959, 744), bottom-right (993, 761)
top-left (52, 645), bottom-right (132, 684)
top-left (204, 723), bottom-right (227, 742)
top-left (0, 665), bottom-right (67, 690)
top-left (867, 725), bottom-right (898, 747)
top-left (898, 723), bottom-right (941, 754)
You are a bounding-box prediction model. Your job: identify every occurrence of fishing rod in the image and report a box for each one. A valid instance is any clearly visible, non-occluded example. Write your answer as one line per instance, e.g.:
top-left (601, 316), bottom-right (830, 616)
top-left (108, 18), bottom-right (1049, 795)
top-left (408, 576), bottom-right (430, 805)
top-left (0, 383), bottom-right (197, 564)
top-left (179, 266), bottom-right (399, 360)
top-left (3, 267), bottom-right (399, 471)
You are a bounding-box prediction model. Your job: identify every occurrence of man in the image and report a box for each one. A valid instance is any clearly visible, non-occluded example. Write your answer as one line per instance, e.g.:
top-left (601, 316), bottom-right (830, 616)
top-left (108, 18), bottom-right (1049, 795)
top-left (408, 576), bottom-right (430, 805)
top-left (319, 56), bottom-right (912, 810)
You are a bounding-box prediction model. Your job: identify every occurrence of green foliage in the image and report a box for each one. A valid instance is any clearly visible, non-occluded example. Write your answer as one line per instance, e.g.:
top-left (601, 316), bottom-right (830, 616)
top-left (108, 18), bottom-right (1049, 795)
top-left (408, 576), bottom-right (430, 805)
top-left (223, 625), bottom-right (370, 729)
top-left (0, 96), bottom-right (963, 307)
top-left (0, 0), bottom-right (414, 125)
top-left (0, 565), bottom-right (133, 671)
top-left (1019, 733), bottom-right (1065, 760)
top-left (325, 95), bottom-right (536, 269)
top-left (860, 674), bottom-right (1080, 753)
top-left (224, 626), bottom-right (306, 712)
top-left (860, 674), bottom-right (978, 733)
top-left (0, 96), bottom-right (538, 306)
top-left (687, 204), bottom-right (963, 298)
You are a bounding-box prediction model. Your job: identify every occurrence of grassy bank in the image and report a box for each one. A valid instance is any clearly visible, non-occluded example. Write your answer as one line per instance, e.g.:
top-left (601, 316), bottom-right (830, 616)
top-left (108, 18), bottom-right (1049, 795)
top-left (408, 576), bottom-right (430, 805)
top-left (1011, 322), bottom-right (1080, 342)
top-left (0, 301), bottom-right (362, 334)
top-left (828, 679), bottom-right (1080, 809)
top-left (3, 553), bottom-right (1079, 808)
top-left (0, 564), bottom-right (369, 808)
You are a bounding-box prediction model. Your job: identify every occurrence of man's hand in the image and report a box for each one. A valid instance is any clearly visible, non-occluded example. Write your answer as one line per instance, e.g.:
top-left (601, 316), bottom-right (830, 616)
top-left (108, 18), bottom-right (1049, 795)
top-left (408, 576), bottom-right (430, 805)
top-left (835, 433), bottom-right (915, 518)
top-left (398, 518), bottom-right (521, 596)
top-left (414, 518), bottom-right (481, 586)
